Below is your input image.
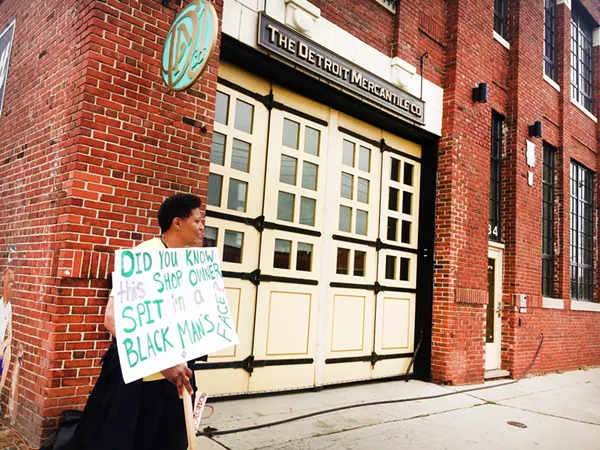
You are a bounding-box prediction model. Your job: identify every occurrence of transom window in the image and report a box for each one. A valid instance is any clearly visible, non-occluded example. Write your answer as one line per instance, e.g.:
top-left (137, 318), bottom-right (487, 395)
top-left (571, 4), bottom-right (594, 112)
top-left (570, 161), bottom-right (594, 301)
top-left (542, 144), bottom-right (555, 297)
top-left (489, 112), bottom-right (503, 242)
top-left (544, 0), bottom-right (557, 81)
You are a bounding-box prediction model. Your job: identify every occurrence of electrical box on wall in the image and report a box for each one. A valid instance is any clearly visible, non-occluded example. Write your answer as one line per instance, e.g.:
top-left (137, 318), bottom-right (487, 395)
top-left (519, 294), bottom-right (528, 313)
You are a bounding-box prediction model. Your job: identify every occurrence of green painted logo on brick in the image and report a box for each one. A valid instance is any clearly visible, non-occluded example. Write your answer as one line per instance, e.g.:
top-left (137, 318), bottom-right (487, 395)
top-left (162, 0), bottom-right (218, 91)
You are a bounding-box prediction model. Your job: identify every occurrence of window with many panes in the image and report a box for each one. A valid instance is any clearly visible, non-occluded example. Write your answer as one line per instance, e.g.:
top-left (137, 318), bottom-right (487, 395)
top-left (542, 144), bottom-right (555, 297)
top-left (544, 0), bottom-right (557, 81)
top-left (489, 113), bottom-right (503, 242)
top-left (571, 4), bottom-right (594, 112)
top-left (338, 139), bottom-right (373, 236)
top-left (208, 90), bottom-right (255, 212)
top-left (276, 118), bottom-right (321, 228)
top-left (494, 0), bottom-right (506, 37)
top-left (570, 161), bottom-right (594, 301)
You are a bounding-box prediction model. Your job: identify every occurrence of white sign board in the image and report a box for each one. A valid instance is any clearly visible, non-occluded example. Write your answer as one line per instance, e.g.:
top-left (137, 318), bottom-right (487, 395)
top-left (113, 247), bottom-right (239, 384)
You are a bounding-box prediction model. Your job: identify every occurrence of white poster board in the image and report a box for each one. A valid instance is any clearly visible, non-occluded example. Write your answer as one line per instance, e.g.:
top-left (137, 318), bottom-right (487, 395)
top-left (112, 247), bottom-right (238, 383)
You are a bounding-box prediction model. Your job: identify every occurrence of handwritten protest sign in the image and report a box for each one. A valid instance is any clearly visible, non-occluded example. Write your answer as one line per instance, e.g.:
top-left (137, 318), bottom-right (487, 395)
top-left (112, 247), bottom-right (239, 384)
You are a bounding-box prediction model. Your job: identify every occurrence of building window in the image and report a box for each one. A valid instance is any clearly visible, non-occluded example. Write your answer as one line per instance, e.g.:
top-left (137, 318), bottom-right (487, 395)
top-left (489, 113), bottom-right (503, 242)
top-left (494, 0), bottom-right (506, 37)
top-left (544, 0), bottom-right (556, 81)
top-left (570, 161), bottom-right (594, 301)
top-left (542, 144), bottom-right (555, 297)
top-left (571, 4), bottom-right (594, 112)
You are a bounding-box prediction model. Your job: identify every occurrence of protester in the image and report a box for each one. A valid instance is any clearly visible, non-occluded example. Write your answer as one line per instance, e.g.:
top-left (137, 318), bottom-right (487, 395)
top-left (64, 193), bottom-right (205, 450)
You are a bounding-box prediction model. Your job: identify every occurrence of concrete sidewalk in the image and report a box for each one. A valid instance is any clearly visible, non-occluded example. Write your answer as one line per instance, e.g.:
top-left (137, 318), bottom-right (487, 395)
top-left (196, 368), bottom-right (600, 449)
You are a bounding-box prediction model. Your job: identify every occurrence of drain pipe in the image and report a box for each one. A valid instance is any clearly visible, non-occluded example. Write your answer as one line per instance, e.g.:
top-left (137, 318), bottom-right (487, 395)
top-left (405, 330), bottom-right (424, 382)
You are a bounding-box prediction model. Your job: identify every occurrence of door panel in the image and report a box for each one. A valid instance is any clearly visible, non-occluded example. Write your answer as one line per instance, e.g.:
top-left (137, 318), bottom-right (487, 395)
top-left (485, 247), bottom-right (502, 370)
top-left (249, 283), bottom-right (319, 392)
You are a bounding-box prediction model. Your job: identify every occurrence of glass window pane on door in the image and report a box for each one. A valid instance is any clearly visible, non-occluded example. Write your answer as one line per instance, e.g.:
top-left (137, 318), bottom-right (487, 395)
top-left (277, 191), bottom-right (295, 222)
top-left (399, 257), bottom-right (410, 281)
top-left (402, 192), bottom-right (412, 214)
top-left (341, 173), bottom-right (354, 199)
top-left (387, 217), bottom-right (398, 241)
top-left (354, 251), bottom-right (366, 276)
top-left (388, 187), bottom-right (399, 211)
top-left (385, 255), bottom-right (396, 280)
top-left (227, 179), bottom-right (247, 212)
top-left (231, 139), bottom-right (251, 172)
top-left (210, 132), bottom-right (226, 166)
top-left (391, 158), bottom-right (400, 182)
top-left (356, 210), bottom-right (368, 235)
top-left (208, 173), bottom-right (223, 207)
top-left (404, 163), bottom-right (414, 186)
top-left (401, 220), bottom-right (411, 244)
top-left (336, 248), bottom-right (350, 274)
top-left (215, 91), bottom-right (229, 125)
top-left (274, 239), bottom-right (291, 269)
top-left (203, 226), bottom-right (218, 248)
top-left (304, 127), bottom-right (320, 156)
top-left (283, 119), bottom-right (300, 149)
top-left (342, 140), bottom-right (355, 167)
top-left (357, 178), bottom-right (369, 203)
top-left (339, 206), bottom-right (352, 232)
top-left (359, 146), bottom-right (370, 172)
top-left (234, 99), bottom-right (254, 133)
top-left (223, 230), bottom-right (243, 263)
top-left (299, 197), bottom-right (316, 226)
top-left (302, 161), bottom-right (318, 190)
top-left (280, 155), bottom-right (298, 185)
top-left (296, 243), bottom-right (313, 272)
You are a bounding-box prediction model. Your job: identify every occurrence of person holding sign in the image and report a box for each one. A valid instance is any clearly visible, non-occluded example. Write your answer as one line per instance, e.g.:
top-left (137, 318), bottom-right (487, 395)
top-left (64, 194), bottom-right (206, 450)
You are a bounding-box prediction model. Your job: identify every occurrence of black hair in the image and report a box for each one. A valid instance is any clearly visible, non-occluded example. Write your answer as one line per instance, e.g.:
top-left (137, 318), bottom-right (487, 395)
top-left (157, 193), bottom-right (202, 233)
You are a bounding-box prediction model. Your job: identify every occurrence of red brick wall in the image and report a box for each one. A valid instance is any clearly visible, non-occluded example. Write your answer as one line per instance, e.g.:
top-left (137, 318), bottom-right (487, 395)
top-left (432, 0), bottom-right (503, 385)
top-left (310, 0), bottom-right (395, 56)
top-left (311, 0), bottom-right (446, 86)
top-left (500, 0), bottom-right (600, 378)
top-left (0, 0), bottom-right (222, 445)
top-left (0, 0), bottom-right (91, 443)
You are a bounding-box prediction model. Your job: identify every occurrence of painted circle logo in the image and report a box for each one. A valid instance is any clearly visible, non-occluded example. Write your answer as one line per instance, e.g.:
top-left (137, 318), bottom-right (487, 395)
top-left (162, 0), bottom-right (218, 91)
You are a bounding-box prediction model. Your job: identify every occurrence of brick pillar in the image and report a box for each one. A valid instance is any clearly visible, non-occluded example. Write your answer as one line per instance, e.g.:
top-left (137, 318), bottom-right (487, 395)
top-left (432, 0), bottom-right (496, 385)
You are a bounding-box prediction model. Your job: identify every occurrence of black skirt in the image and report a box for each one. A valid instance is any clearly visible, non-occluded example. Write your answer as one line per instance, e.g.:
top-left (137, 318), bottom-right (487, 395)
top-left (63, 341), bottom-right (199, 450)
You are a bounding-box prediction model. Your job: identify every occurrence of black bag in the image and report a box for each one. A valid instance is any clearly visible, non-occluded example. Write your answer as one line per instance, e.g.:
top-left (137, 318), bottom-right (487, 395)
top-left (39, 410), bottom-right (81, 450)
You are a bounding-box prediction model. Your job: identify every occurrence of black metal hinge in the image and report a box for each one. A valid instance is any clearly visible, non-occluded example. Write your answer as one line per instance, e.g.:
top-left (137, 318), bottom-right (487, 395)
top-left (242, 269), bottom-right (261, 286)
top-left (246, 215), bottom-right (265, 232)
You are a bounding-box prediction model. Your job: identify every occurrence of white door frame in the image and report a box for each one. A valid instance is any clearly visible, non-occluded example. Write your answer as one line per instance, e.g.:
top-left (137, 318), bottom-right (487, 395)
top-left (485, 246), bottom-right (503, 371)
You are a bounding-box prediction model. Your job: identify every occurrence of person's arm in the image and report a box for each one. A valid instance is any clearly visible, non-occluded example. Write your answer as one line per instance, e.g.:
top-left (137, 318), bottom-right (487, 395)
top-left (104, 296), bottom-right (116, 336)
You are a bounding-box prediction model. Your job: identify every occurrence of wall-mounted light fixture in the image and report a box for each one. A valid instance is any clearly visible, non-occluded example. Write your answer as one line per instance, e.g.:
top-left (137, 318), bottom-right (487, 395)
top-left (529, 121), bottom-right (542, 138)
top-left (472, 83), bottom-right (489, 103)
top-left (162, 0), bottom-right (170, 7)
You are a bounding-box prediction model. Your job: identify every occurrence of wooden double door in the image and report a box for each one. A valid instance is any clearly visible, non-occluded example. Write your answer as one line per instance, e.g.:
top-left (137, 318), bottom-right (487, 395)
top-left (196, 63), bottom-right (423, 395)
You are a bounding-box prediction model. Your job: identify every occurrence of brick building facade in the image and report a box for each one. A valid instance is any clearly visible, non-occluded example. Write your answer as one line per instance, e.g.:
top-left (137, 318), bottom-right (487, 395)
top-left (0, 0), bottom-right (598, 446)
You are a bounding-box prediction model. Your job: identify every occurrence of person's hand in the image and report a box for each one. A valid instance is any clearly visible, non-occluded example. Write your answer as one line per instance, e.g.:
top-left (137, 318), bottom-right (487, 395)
top-left (160, 363), bottom-right (193, 398)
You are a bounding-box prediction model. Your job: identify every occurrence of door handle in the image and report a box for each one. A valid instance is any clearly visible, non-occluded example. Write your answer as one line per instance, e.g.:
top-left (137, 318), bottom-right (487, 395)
top-left (496, 303), bottom-right (502, 318)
